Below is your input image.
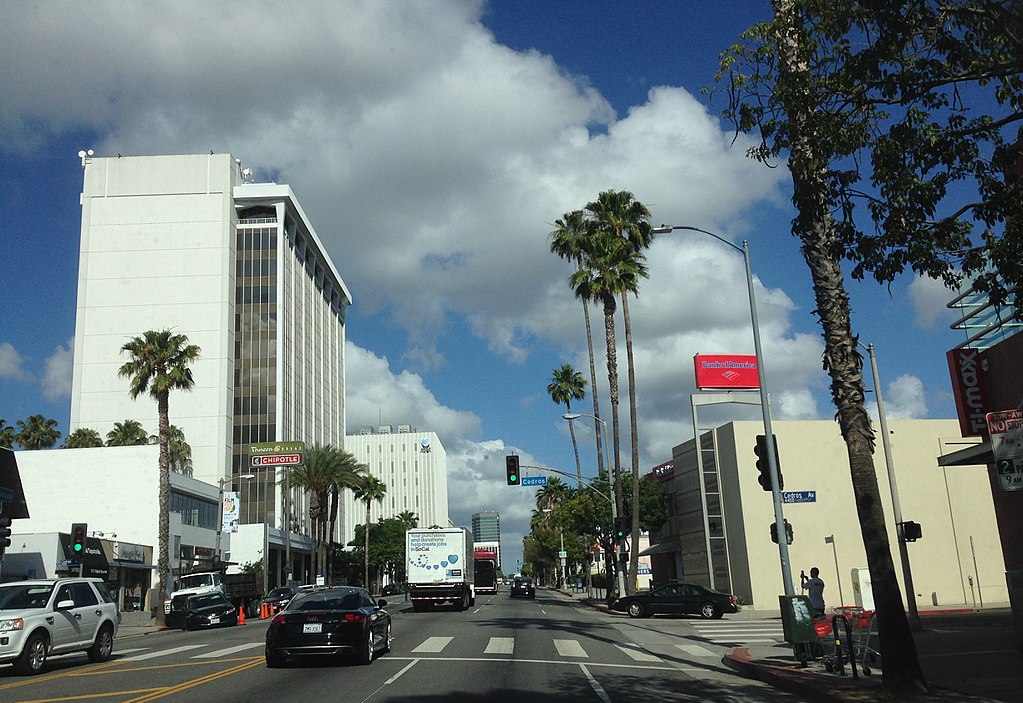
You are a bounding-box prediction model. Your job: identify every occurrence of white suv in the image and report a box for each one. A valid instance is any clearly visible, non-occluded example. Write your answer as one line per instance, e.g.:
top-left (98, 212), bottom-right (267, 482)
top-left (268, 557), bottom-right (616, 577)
top-left (0, 578), bottom-right (120, 675)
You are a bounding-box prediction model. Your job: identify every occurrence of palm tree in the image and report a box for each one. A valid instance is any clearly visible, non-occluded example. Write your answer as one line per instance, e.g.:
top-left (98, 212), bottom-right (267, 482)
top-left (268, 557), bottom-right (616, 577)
top-left (567, 228), bottom-right (648, 596)
top-left (547, 364), bottom-right (587, 486)
top-left (15, 414), bottom-right (61, 449)
top-left (0, 420), bottom-right (17, 449)
top-left (289, 444), bottom-right (344, 579)
top-left (549, 211), bottom-right (606, 476)
top-left (585, 189), bottom-right (654, 595)
top-left (62, 428), bottom-right (104, 448)
top-left (326, 449), bottom-right (367, 580)
top-left (118, 329), bottom-right (200, 627)
top-left (354, 475), bottom-right (387, 589)
top-left (148, 425), bottom-right (192, 475)
top-left (106, 419), bottom-right (149, 446)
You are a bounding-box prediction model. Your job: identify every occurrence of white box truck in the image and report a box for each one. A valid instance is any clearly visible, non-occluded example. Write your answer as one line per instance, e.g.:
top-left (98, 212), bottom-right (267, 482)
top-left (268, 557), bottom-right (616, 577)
top-left (406, 527), bottom-right (475, 611)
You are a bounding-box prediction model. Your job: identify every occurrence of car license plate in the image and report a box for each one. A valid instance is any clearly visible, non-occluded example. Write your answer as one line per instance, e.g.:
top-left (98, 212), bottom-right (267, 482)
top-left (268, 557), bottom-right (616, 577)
top-left (303, 623), bottom-right (322, 633)
top-left (209, 617), bottom-right (220, 624)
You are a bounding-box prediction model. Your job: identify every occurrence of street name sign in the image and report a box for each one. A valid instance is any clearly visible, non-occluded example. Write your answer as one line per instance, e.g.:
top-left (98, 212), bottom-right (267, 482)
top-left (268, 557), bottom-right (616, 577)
top-left (521, 476), bottom-right (548, 487)
top-left (782, 490), bottom-right (817, 504)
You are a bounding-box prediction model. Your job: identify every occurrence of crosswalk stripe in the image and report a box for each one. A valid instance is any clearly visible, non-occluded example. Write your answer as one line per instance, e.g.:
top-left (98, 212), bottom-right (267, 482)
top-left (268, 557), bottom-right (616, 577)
top-left (677, 644), bottom-right (716, 658)
top-left (193, 642), bottom-right (264, 658)
top-left (412, 636), bottom-right (453, 653)
top-left (615, 644), bottom-right (662, 662)
top-left (122, 644), bottom-right (208, 661)
top-left (484, 637), bottom-right (514, 654)
top-left (554, 639), bottom-right (588, 658)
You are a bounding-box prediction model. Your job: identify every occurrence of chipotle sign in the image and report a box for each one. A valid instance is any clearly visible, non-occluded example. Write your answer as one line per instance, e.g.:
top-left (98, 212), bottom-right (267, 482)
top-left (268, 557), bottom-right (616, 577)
top-left (947, 347), bottom-right (990, 437)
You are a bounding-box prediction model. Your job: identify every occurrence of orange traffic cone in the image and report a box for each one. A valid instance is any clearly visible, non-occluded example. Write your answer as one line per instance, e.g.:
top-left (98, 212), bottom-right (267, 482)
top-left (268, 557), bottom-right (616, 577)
top-left (260, 602), bottom-right (268, 619)
top-left (238, 606), bottom-right (246, 625)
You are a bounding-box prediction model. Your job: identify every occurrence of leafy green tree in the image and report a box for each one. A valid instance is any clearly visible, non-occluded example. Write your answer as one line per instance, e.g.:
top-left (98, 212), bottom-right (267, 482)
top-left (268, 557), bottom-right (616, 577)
top-left (16, 414), bottom-right (61, 449)
top-left (149, 425), bottom-right (192, 475)
top-left (585, 189), bottom-right (654, 595)
top-left (106, 419), bottom-right (149, 446)
top-left (0, 420), bottom-right (16, 449)
top-left (62, 428), bottom-right (104, 448)
top-left (547, 364), bottom-right (588, 486)
top-left (118, 329), bottom-right (200, 627)
top-left (710, 0), bottom-right (1020, 693)
top-left (326, 449), bottom-right (368, 578)
top-left (550, 211), bottom-right (606, 476)
top-left (353, 475), bottom-right (387, 590)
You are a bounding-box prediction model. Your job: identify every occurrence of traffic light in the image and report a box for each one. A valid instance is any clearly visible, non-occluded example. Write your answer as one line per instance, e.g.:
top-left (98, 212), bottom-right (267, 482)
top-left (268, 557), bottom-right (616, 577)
top-left (505, 455), bottom-right (520, 485)
top-left (71, 523), bottom-right (88, 555)
top-left (613, 516), bottom-right (627, 541)
top-left (770, 519), bottom-right (793, 545)
top-left (754, 434), bottom-right (783, 491)
top-left (901, 521), bottom-right (922, 542)
top-left (0, 515), bottom-right (12, 557)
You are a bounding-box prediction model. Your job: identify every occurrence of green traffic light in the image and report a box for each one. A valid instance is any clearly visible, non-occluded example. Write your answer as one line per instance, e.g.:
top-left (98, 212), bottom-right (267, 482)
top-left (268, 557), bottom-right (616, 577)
top-left (73, 543), bottom-right (83, 552)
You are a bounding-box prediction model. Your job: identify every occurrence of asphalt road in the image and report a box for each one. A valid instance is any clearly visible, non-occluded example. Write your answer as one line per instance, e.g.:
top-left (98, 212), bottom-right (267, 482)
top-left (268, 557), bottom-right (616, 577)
top-left (0, 589), bottom-right (813, 703)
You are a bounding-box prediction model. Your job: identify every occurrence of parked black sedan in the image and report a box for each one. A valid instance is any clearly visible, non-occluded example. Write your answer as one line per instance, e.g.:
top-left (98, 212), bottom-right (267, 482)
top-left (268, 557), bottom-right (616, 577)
top-left (263, 586), bottom-right (298, 613)
top-left (166, 592), bottom-right (239, 630)
top-left (612, 582), bottom-right (739, 619)
top-left (264, 586), bottom-right (391, 667)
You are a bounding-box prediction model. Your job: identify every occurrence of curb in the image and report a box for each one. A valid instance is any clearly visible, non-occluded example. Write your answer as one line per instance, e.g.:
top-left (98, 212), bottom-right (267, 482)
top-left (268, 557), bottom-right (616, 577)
top-left (723, 647), bottom-right (884, 702)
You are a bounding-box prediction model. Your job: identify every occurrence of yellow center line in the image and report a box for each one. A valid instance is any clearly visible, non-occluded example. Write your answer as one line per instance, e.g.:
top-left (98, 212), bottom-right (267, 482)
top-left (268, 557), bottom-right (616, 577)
top-left (0, 660), bottom-right (123, 692)
top-left (71, 656), bottom-right (266, 677)
top-left (121, 657), bottom-right (264, 703)
top-left (15, 687), bottom-right (164, 703)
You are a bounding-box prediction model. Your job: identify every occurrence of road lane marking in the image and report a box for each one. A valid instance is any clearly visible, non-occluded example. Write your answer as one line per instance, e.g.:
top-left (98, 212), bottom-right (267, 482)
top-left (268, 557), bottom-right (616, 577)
top-left (122, 657), bottom-right (263, 703)
top-left (615, 644), bottom-right (663, 662)
top-left (122, 645), bottom-right (209, 661)
top-left (677, 644), bottom-right (717, 657)
top-left (484, 637), bottom-right (514, 654)
top-left (554, 639), bottom-right (588, 657)
top-left (579, 664), bottom-right (612, 703)
top-left (193, 642), bottom-right (264, 658)
top-left (411, 636), bottom-right (452, 653)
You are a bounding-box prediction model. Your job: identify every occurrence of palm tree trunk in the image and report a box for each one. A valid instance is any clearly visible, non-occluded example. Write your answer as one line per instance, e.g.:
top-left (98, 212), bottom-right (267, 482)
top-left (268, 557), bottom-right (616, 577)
top-left (155, 392), bottom-right (171, 627)
top-left (600, 294), bottom-right (623, 521)
top-left (566, 401), bottom-right (583, 487)
top-left (580, 279), bottom-right (605, 475)
top-left (772, 1), bottom-right (926, 693)
top-left (622, 293), bottom-right (641, 596)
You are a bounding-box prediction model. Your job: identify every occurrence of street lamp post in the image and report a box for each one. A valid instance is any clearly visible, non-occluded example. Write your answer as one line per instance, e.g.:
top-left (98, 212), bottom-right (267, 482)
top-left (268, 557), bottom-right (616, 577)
top-left (862, 341), bottom-right (921, 630)
top-left (651, 225), bottom-right (794, 597)
top-left (563, 412), bottom-right (628, 600)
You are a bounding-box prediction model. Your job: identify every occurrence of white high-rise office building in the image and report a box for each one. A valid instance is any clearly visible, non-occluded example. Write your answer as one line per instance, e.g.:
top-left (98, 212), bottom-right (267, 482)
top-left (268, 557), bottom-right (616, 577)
top-left (70, 153), bottom-right (352, 574)
top-left (344, 425), bottom-right (449, 542)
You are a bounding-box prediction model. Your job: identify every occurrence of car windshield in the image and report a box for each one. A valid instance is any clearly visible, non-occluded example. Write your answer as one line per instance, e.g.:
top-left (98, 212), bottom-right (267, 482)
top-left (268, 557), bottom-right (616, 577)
top-left (268, 588), bottom-right (292, 598)
top-left (0, 584), bottom-right (54, 610)
top-left (189, 594), bottom-right (227, 608)
top-left (293, 589), bottom-right (363, 611)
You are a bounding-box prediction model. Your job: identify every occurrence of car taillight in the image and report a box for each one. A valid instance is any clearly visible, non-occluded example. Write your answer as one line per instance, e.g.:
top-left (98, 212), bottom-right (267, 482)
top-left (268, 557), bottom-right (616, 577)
top-left (271, 613), bottom-right (287, 625)
top-left (343, 613), bottom-right (363, 622)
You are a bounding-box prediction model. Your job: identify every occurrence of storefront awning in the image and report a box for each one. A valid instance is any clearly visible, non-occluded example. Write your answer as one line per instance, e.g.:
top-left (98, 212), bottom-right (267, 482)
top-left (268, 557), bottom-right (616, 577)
top-left (110, 560), bottom-right (156, 570)
top-left (638, 541), bottom-right (677, 557)
top-left (938, 441), bottom-right (993, 467)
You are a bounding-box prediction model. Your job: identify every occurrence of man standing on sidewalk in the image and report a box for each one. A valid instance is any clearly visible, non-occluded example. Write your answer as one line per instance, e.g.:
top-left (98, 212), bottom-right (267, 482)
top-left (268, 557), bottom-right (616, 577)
top-left (802, 567), bottom-right (826, 616)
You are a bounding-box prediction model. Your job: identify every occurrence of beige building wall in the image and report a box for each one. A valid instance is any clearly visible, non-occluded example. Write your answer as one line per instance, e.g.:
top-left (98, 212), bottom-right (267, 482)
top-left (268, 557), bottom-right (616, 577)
top-left (669, 419), bottom-right (1003, 611)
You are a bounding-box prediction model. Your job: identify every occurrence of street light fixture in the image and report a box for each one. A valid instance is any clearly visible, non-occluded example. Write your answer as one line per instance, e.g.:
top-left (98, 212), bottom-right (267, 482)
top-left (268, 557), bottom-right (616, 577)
top-left (861, 341), bottom-right (921, 630)
top-left (650, 225), bottom-right (794, 598)
top-left (563, 412), bottom-right (628, 600)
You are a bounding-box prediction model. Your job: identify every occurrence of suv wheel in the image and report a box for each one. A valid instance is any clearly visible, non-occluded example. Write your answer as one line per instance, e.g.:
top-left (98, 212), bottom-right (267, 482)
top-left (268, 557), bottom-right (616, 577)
top-left (87, 624), bottom-right (114, 662)
top-left (14, 631), bottom-right (48, 675)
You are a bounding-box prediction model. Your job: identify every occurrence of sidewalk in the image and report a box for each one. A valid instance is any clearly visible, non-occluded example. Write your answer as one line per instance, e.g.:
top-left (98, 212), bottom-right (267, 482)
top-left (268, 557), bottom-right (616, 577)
top-left (552, 588), bottom-right (1022, 702)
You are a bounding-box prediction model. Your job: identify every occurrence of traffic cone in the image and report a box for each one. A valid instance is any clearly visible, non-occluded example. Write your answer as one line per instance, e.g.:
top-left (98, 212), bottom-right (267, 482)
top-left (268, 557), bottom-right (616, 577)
top-left (260, 602), bottom-right (268, 619)
top-left (238, 605), bottom-right (246, 625)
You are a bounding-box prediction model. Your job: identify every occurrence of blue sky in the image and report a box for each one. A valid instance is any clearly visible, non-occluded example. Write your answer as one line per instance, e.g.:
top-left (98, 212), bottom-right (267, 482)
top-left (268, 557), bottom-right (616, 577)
top-left (0, 1), bottom-right (967, 572)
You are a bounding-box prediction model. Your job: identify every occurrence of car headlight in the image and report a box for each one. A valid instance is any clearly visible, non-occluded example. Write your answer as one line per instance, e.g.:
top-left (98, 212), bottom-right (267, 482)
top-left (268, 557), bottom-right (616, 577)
top-left (0, 618), bottom-right (25, 632)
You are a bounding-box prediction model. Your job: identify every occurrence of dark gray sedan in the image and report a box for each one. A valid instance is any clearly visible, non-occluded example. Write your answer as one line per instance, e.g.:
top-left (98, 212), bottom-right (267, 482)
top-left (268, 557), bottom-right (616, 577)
top-left (612, 582), bottom-right (739, 619)
top-left (166, 592), bottom-right (238, 630)
top-left (264, 586), bottom-right (391, 667)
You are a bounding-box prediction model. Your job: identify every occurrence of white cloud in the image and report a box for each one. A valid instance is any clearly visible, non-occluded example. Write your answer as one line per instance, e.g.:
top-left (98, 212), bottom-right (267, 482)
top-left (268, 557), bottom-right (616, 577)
top-left (41, 339), bottom-right (73, 401)
top-left (879, 374), bottom-right (928, 420)
top-left (0, 342), bottom-right (30, 381)
top-left (909, 274), bottom-right (957, 328)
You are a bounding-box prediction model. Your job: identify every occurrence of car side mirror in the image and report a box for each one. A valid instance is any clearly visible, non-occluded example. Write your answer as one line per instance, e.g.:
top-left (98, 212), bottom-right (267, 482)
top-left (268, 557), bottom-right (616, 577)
top-left (56, 599), bottom-right (76, 610)
top-left (377, 599), bottom-right (387, 607)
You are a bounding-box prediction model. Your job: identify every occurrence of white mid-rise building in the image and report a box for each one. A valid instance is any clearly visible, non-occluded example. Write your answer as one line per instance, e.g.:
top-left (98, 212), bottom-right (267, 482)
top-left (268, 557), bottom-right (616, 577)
top-left (343, 425), bottom-right (448, 542)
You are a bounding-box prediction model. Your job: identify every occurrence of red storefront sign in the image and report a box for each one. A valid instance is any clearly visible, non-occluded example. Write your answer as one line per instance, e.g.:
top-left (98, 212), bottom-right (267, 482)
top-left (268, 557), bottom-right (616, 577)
top-left (947, 347), bottom-right (990, 437)
top-left (694, 354), bottom-right (760, 390)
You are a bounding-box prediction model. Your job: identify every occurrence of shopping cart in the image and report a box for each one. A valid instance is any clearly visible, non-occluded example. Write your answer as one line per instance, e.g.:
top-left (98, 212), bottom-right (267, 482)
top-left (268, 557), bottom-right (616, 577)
top-left (848, 609), bottom-right (881, 675)
top-left (813, 615), bottom-right (844, 673)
